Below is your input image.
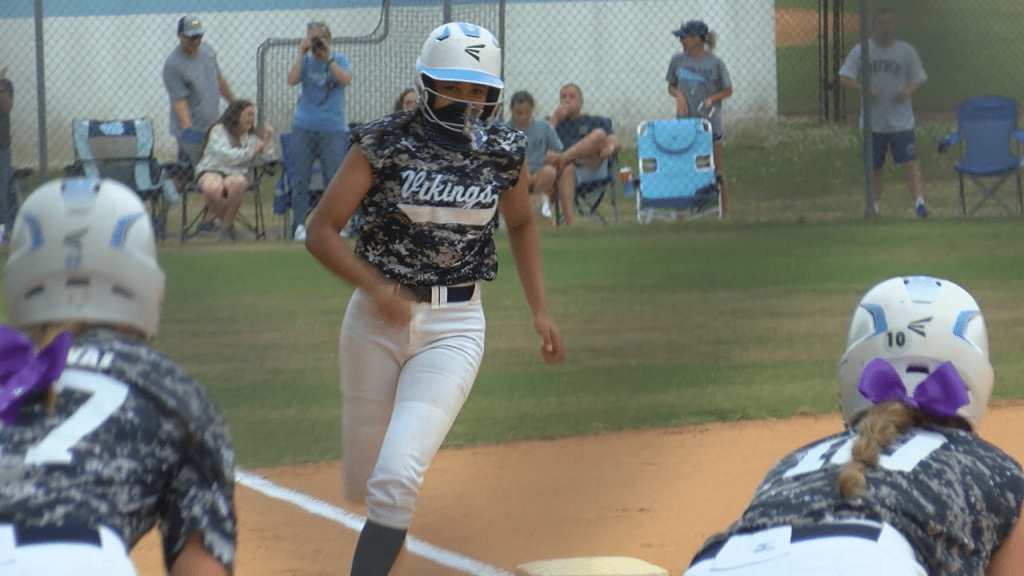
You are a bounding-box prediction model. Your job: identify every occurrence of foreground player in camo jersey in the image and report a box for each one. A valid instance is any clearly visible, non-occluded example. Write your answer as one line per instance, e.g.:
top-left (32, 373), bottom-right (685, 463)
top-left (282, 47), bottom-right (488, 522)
top-left (684, 275), bottom-right (1024, 576)
top-left (0, 178), bottom-right (236, 576)
top-left (305, 22), bottom-right (565, 576)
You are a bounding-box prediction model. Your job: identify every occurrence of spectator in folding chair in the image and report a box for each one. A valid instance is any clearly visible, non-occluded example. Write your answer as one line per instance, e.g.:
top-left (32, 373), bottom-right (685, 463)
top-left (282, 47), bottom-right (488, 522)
top-left (193, 99), bottom-right (276, 241)
top-left (667, 20), bottom-right (733, 218)
top-left (548, 83), bottom-right (620, 227)
top-left (162, 14), bottom-right (236, 220)
top-left (507, 90), bottom-right (572, 225)
top-left (286, 21), bottom-right (353, 242)
top-left (0, 65), bottom-right (13, 245)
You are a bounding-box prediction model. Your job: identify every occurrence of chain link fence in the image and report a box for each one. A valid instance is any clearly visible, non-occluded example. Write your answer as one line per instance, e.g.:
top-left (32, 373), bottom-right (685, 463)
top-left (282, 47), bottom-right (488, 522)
top-left (3, 0), bottom-right (1024, 230)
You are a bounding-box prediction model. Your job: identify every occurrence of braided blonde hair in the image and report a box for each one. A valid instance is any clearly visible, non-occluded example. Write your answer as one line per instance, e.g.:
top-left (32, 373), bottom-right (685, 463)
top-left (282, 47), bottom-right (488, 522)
top-left (20, 322), bottom-right (85, 414)
top-left (837, 401), bottom-right (970, 499)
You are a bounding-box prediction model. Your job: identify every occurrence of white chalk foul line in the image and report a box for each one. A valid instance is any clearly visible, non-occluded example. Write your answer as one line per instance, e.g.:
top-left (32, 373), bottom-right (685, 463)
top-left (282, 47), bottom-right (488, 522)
top-left (236, 468), bottom-right (515, 576)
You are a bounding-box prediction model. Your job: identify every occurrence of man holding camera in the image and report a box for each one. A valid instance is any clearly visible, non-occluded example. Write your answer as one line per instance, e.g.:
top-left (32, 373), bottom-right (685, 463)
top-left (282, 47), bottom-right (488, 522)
top-left (285, 22), bottom-right (353, 241)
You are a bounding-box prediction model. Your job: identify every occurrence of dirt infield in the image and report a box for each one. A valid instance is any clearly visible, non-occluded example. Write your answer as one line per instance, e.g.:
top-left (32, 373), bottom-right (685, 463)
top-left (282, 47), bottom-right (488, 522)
top-left (129, 401), bottom-right (1024, 576)
top-left (775, 8), bottom-right (860, 47)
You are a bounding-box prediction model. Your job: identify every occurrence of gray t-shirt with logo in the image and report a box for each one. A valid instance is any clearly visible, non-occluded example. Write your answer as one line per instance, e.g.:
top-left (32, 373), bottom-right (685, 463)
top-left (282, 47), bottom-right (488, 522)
top-left (839, 39), bottom-right (927, 133)
top-left (162, 43), bottom-right (224, 139)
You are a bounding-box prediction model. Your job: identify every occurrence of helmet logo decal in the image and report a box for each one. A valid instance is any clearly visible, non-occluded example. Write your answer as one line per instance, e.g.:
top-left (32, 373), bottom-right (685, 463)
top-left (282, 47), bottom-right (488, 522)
top-left (907, 317), bottom-right (932, 337)
top-left (456, 22), bottom-right (482, 38)
top-left (111, 213), bottom-right (144, 248)
top-left (860, 303), bottom-right (887, 336)
top-left (63, 227), bottom-right (87, 270)
top-left (464, 44), bottom-right (485, 61)
top-left (953, 310), bottom-right (980, 340)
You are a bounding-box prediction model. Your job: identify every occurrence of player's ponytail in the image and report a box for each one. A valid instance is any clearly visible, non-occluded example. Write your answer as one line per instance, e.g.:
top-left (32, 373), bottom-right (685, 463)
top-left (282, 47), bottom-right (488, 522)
top-left (14, 323), bottom-right (81, 416)
top-left (837, 401), bottom-right (915, 499)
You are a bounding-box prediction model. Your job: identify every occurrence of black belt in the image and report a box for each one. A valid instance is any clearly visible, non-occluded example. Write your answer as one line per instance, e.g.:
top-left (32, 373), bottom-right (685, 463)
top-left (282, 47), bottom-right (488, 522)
top-left (401, 284), bottom-right (475, 303)
top-left (13, 524), bottom-right (102, 547)
top-left (691, 522), bottom-right (883, 566)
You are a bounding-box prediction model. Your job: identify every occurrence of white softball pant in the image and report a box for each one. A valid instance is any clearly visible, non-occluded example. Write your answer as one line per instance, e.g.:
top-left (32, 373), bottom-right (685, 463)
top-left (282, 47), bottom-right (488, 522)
top-left (339, 285), bottom-right (485, 530)
top-left (0, 523), bottom-right (137, 576)
top-left (684, 520), bottom-right (926, 576)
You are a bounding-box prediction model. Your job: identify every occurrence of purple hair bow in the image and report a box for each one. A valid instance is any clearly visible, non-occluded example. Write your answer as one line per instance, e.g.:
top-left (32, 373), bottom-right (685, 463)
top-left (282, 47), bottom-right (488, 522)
top-left (858, 358), bottom-right (969, 418)
top-left (0, 326), bottom-right (72, 425)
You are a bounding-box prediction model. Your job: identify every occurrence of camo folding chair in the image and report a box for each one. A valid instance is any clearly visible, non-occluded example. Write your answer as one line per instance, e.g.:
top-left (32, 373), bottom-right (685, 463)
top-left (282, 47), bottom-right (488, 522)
top-left (66, 118), bottom-right (176, 240)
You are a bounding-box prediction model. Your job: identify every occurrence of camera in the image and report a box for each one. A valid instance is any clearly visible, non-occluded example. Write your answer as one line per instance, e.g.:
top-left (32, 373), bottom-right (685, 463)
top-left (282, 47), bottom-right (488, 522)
top-left (311, 36), bottom-right (325, 50)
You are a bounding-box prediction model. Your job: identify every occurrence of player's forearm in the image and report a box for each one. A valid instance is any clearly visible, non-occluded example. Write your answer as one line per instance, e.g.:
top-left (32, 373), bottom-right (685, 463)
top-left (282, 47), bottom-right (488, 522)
top-left (169, 532), bottom-right (231, 576)
top-left (218, 75), bottom-right (235, 103)
top-left (506, 219), bottom-right (551, 318)
top-left (839, 76), bottom-right (860, 91)
top-left (172, 99), bottom-right (192, 130)
top-left (328, 60), bottom-right (352, 87)
top-left (709, 86), bottom-right (733, 104)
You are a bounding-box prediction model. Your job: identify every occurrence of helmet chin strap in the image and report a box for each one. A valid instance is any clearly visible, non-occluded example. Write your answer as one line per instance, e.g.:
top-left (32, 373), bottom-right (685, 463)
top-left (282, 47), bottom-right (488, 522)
top-left (419, 90), bottom-right (492, 150)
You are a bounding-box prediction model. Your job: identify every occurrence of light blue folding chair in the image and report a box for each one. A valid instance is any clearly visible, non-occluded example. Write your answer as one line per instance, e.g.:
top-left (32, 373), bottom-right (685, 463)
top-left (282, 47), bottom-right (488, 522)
top-left (634, 117), bottom-right (721, 223)
top-left (938, 95), bottom-right (1024, 216)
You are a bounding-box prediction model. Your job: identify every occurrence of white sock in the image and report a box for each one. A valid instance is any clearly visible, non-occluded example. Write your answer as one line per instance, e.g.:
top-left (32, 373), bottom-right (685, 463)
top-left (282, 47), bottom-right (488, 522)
top-left (873, 202), bottom-right (880, 213)
top-left (915, 197), bottom-right (925, 207)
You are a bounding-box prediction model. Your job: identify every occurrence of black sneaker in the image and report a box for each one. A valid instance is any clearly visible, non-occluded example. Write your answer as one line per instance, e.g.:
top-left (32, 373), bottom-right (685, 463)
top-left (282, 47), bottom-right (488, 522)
top-left (196, 220), bottom-right (220, 233)
top-left (916, 203), bottom-right (929, 218)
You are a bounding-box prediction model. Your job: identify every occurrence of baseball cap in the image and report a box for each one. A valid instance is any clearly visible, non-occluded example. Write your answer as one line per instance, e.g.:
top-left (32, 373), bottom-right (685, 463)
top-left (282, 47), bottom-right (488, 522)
top-left (177, 15), bottom-right (204, 38)
top-left (673, 20), bottom-right (708, 40)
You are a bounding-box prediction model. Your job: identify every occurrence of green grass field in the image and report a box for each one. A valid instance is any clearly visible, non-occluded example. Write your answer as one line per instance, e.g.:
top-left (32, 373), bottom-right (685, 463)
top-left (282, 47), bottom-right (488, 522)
top-left (83, 215), bottom-right (1023, 468)
top-left (7, 114), bottom-right (1024, 469)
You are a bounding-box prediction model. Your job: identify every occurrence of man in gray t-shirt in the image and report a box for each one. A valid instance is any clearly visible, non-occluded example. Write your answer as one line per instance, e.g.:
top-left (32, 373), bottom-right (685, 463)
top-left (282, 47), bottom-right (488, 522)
top-left (839, 9), bottom-right (929, 217)
top-left (161, 15), bottom-right (235, 149)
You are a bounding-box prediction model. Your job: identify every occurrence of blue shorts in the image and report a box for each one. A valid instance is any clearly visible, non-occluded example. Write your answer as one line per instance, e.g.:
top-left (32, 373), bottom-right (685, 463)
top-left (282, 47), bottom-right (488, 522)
top-left (870, 130), bottom-right (917, 168)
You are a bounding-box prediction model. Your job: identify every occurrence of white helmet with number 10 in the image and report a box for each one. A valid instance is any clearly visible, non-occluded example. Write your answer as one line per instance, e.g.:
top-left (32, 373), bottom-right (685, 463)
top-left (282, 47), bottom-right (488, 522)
top-left (3, 178), bottom-right (165, 338)
top-left (836, 275), bottom-right (993, 432)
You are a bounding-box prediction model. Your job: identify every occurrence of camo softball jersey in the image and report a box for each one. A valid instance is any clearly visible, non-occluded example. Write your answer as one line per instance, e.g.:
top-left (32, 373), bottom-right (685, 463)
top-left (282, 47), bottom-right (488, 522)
top-left (0, 327), bottom-right (236, 571)
top-left (351, 109), bottom-right (527, 284)
top-left (693, 425), bottom-right (1024, 575)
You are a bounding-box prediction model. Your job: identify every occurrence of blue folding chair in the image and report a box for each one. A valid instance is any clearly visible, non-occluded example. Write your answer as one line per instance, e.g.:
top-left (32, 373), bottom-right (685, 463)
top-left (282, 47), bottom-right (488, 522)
top-left (634, 117), bottom-right (721, 223)
top-left (938, 95), bottom-right (1024, 216)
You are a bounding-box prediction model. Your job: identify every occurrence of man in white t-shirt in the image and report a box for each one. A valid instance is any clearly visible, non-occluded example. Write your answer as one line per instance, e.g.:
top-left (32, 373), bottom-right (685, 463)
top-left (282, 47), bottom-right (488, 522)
top-left (840, 9), bottom-right (928, 217)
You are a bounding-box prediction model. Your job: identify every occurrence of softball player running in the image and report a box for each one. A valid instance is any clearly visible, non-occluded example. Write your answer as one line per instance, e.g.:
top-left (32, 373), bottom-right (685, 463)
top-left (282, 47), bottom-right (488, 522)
top-left (0, 178), bottom-right (236, 576)
top-left (305, 22), bottom-right (565, 576)
top-left (685, 275), bottom-right (1024, 576)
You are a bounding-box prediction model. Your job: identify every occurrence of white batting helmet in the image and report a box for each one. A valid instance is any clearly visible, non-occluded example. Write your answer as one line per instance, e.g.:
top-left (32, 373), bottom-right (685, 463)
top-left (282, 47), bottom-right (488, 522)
top-left (415, 22), bottom-right (504, 131)
top-left (3, 178), bottom-right (165, 338)
top-left (836, 275), bottom-right (993, 432)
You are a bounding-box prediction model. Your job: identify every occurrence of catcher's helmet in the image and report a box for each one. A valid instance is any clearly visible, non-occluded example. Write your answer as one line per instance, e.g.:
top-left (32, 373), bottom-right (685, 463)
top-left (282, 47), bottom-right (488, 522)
top-left (673, 20), bottom-right (709, 40)
top-left (836, 275), bottom-right (993, 432)
top-left (3, 178), bottom-right (165, 338)
top-left (415, 22), bottom-right (503, 132)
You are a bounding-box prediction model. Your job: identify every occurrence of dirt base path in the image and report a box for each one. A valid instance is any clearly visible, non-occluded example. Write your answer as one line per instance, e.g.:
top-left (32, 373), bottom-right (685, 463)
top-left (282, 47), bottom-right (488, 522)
top-left (129, 401), bottom-right (1024, 576)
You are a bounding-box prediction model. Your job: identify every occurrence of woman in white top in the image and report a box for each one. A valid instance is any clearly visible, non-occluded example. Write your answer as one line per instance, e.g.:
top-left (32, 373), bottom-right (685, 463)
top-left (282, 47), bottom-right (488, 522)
top-left (194, 99), bottom-right (275, 240)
